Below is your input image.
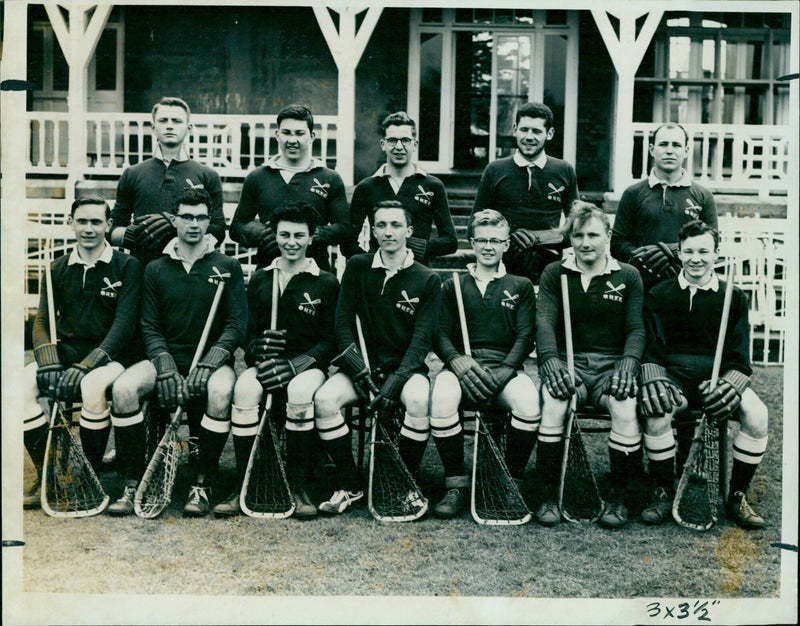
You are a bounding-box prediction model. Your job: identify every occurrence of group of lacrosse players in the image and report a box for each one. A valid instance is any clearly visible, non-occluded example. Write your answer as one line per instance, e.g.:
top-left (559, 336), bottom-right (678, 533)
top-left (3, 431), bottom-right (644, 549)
top-left (24, 96), bottom-right (768, 531)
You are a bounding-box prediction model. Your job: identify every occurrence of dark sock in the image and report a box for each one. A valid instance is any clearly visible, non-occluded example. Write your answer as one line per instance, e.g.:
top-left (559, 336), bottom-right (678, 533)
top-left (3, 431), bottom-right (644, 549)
top-left (397, 435), bottom-right (428, 477)
top-left (286, 430), bottom-right (315, 488)
top-left (324, 433), bottom-right (360, 491)
top-left (80, 426), bottom-right (111, 473)
top-left (115, 421), bottom-right (146, 483)
top-left (197, 429), bottom-right (229, 482)
top-left (232, 434), bottom-right (255, 487)
top-left (433, 432), bottom-right (465, 480)
top-left (505, 428), bottom-right (538, 479)
top-left (729, 459), bottom-right (758, 496)
top-left (648, 458), bottom-right (675, 492)
top-left (536, 439), bottom-right (563, 491)
top-left (608, 447), bottom-right (628, 491)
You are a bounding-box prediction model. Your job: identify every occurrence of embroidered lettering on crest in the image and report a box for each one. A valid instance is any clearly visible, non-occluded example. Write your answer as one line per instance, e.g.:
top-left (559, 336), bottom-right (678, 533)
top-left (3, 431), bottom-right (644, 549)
top-left (298, 292), bottom-right (321, 316)
top-left (100, 277), bottom-right (122, 299)
top-left (603, 280), bottom-right (626, 302)
top-left (414, 185), bottom-right (434, 206)
top-left (501, 289), bottom-right (519, 310)
top-left (208, 266), bottom-right (231, 285)
top-left (396, 289), bottom-right (419, 315)
top-left (547, 183), bottom-right (565, 202)
top-left (311, 178), bottom-right (330, 198)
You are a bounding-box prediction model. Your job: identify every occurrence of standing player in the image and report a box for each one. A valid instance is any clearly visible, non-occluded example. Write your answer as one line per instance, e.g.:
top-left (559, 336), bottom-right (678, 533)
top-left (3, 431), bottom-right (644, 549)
top-left (611, 123), bottom-right (718, 292)
top-left (435, 209), bottom-right (539, 516)
top-left (312, 200), bottom-right (445, 515)
top-left (106, 188), bottom-right (246, 516)
top-left (536, 202), bottom-right (644, 528)
top-left (109, 97), bottom-right (226, 266)
top-left (213, 202), bottom-right (339, 518)
top-left (230, 104), bottom-right (350, 272)
top-left (346, 112), bottom-right (457, 265)
top-left (472, 102), bottom-right (578, 284)
top-left (639, 220), bottom-right (767, 529)
top-left (23, 195), bottom-right (142, 507)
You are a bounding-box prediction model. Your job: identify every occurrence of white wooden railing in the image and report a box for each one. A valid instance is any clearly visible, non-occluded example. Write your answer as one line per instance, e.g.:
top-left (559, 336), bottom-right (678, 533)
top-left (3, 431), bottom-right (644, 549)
top-left (26, 112), bottom-right (340, 179)
top-left (632, 123), bottom-right (790, 197)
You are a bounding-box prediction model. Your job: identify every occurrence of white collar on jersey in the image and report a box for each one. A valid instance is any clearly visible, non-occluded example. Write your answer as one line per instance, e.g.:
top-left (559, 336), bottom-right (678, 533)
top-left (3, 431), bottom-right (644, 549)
top-left (264, 154), bottom-right (323, 172)
top-left (678, 269), bottom-right (719, 292)
top-left (648, 168), bottom-right (692, 189)
top-left (162, 234), bottom-right (217, 260)
top-left (467, 262), bottom-right (507, 281)
top-left (264, 257), bottom-right (321, 277)
top-left (371, 248), bottom-right (414, 271)
top-left (67, 243), bottom-right (113, 267)
top-left (562, 252), bottom-right (621, 276)
top-left (372, 163), bottom-right (428, 178)
top-left (513, 150), bottom-right (547, 170)
top-left (153, 143), bottom-right (190, 165)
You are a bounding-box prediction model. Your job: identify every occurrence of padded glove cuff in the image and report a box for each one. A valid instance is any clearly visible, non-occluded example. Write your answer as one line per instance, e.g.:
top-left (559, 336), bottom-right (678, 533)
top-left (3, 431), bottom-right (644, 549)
top-left (199, 346), bottom-right (230, 370)
top-left (721, 369), bottom-right (751, 396)
top-left (380, 372), bottom-right (407, 401)
top-left (34, 343), bottom-right (61, 368)
top-left (77, 348), bottom-right (110, 372)
top-left (153, 352), bottom-right (179, 377)
top-left (290, 354), bottom-right (316, 376)
top-left (615, 356), bottom-right (641, 377)
top-left (331, 343), bottom-right (369, 378)
top-left (407, 236), bottom-right (427, 261)
top-left (641, 362), bottom-right (670, 384)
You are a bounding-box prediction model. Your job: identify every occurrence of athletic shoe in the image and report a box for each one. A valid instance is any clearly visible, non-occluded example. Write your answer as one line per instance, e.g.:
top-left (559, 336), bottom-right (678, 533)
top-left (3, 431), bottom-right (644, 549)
top-left (726, 491), bottom-right (766, 530)
top-left (107, 481), bottom-right (137, 516)
top-left (599, 489), bottom-right (628, 528)
top-left (183, 485), bottom-right (211, 517)
top-left (293, 489), bottom-right (318, 518)
top-left (433, 488), bottom-right (467, 519)
top-left (212, 492), bottom-right (241, 517)
top-left (318, 489), bottom-right (363, 515)
top-left (641, 486), bottom-right (673, 525)
top-left (536, 500), bottom-right (561, 527)
top-left (23, 478), bottom-right (41, 510)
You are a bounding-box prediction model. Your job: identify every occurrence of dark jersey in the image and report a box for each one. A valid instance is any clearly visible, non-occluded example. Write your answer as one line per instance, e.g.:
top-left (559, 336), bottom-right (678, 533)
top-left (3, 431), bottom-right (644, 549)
top-left (246, 265), bottom-right (339, 367)
top-left (437, 270), bottom-right (535, 369)
top-left (33, 248), bottom-right (142, 366)
top-left (336, 253), bottom-right (441, 380)
top-left (140, 249), bottom-right (247, 373)
top-left (536, 258), bottom-right (645, 364)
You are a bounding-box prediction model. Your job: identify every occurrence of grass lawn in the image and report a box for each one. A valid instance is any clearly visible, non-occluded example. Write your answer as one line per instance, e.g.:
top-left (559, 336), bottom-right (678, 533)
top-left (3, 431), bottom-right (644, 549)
top-left (18, 366), bottom-right (787, 603)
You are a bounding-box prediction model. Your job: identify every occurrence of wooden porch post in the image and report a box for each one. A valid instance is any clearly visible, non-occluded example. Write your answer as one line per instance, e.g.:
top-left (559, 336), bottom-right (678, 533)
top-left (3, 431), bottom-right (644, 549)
top-left (313, 5), bottom-right (382, 187)
top-left (592, 8), bottom-right (662, 194)
top-left (45, 3), bottom-right (113, 202)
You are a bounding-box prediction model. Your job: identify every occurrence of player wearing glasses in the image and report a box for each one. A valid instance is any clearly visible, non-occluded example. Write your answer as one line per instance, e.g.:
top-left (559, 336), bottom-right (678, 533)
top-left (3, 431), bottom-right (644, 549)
top-left (106, 187), bottom-right (247, 516)
top-left (434, 209), bottom-right (539, 517)
top-left (345, 112), bottom-right (457, 265)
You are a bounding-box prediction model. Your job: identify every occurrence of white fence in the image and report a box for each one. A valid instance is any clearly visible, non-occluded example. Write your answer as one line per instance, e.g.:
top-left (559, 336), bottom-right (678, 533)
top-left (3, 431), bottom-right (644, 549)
top-left (631, 123), bottom-right (790, 197)
top-left (26, 112), bottom-right (340, 179)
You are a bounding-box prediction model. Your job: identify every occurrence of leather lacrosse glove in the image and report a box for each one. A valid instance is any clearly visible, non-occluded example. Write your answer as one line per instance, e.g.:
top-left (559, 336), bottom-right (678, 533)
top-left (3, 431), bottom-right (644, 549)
top-left (406, 236), bottom-right (428, 261)
top-left (245, 329), bottom-right (287, 366)
top-left (638, 363), bottom-right (683, 417)
top-left (602, 356), bottom-right (640, 401)
top-left (631, 244), bottom-right (680, 280)
top-left (258, 226), bottom-right (280, 260)
top-left (489, 364), bottom-right (518, 392)
top-left (510, 229), bottom-right (541, 251)
top-left (134, 213), bottom-right (176, 253)
top-left (34, 343), bottom-right (64, 397)
top-left (56, 348), bottom-right (110, 402)
top-left (122, 221), bottom-right (146, 251)
top-left (699, 370), bottom-right (750, 423)
top-left (331, 343), bottom-right (380, 401)
top-left (186, 346), bottom-right (230, 399)
top-left (449, 355), bottom-right (497, 404)
top-left (539, 358), bottom-right (576, 401)
top-left (256, 354), bottom-right (316, 392)
top-left (153, 352), bottom-right (184, 410)
top-left (367, 372), bottom-right (406, 416)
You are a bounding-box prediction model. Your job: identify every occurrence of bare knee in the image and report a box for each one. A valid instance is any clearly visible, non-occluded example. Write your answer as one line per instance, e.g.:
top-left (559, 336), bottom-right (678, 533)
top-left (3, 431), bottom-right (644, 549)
top-left (401, 375), bottom-right (430, 417)
top-left (606, 396), bottom-right (639, 434)
top-left (206, 366), bottom-right (235, 414)
top-left (314, 373), bottom-right (354, 417)
top-left (287, 369), bottom-right (326, 405)
top-left (112, 364), bottom-right (152, 413)
top-left (645, 416), bottom-right (673, 438)
top-left (430, 371), bottom-right (460, 416)
top-left (233, 368), bottom-right (263, 407)
top-left (540, 387), bottom-right (568, 429)
top-left (739, 390), bottom-right (768, 439)
top-left (80, 363), bottom-right (122, 411)
top-left (500, 374), bottom-right (539, 415)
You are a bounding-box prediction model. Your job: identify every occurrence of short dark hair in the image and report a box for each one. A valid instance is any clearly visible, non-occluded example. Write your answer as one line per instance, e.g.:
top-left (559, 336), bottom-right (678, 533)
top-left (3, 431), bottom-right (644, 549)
top-left (172, 187), bottom-right (210, 213)
top-left (381, 111), bottom-right (417, 138)
top-left (561, 200), bottom-right (610, 240)
top-left (71, 194), bottom-right (110, 219)
top-left (650, 122), bottom-right (689, 146)
top-left (277, 104), bottom-right (315, 133)
top-left (678, 219), bottom-right (719, 250)
top-left (271, 201), bottom-right (318, 233)
top-left (515, 102), bottom-right (554, 130)
top-left (372, 199), bottom-right (412, 227)
top-left (469, 209), bottom-right (510, 239)
top-left (152, 97), bottom-right (191, 120)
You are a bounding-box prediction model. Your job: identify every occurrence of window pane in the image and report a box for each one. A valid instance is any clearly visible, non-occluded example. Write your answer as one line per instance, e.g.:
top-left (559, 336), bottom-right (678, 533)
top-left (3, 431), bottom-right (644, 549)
top-left (420, 8), bottom-right (442, 24)
top-left (28, 29), bottom-right (44, 89)
top-left (547, 10), bottom-right (567, 25)
top-left (95, 28), bottom-right (117, 91)
top-left (543, 34), bottom-right (567, 158)
top-left (669, 37), bottom-right (691, 78)
top-left (453, 31), bottom-right (491, 169)
top-left (417, 33), bottom-right (442, 162)
top-left (53, 39), bottom-right (69, 91)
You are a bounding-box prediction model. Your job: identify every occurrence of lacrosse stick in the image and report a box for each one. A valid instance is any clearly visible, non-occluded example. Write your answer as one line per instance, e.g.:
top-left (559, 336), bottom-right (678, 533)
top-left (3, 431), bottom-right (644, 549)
top-left (362, 316), bottom-right (428, 522)
top-left (40, 243), bottom-right (110, 517)
top-left (557, 274), bottom-right (604, 523)
top-left (134, 280), bottom-right (226, 518)
top-left (240, 271), bottom-right (295, 518)
top-left (450, 272), bottom-right (530, 525)
top-left (673, 262), bottom-right (735, 531)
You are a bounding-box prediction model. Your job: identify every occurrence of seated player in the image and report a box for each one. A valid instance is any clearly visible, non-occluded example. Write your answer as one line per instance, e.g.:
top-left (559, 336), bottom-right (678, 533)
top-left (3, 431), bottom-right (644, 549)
top-left (435, 209), bottom-right (539, 517)
top-left (214, 202), bottom-right (339, 518)
top-left (107, 187), bottom-right (246, 517)
top-left (639, 220), bottom-right (768, 529)
top-left (536, 201), bottom-right (645, 528)
top-left (312, 200), bottom-right (444, 515)
top-left (23, 195), bottom-right (142, 508)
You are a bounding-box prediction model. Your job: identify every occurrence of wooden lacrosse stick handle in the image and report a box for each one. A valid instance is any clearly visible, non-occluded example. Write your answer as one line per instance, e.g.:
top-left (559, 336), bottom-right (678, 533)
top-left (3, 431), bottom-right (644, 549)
top-left (452, 271), bottom-right (472, 358)
top-left (708, 262), bottom-right (736, 391)
top-left (44, 242), bottom-right (57, 343)
top-left (560, 274), bottom-right (576, 412)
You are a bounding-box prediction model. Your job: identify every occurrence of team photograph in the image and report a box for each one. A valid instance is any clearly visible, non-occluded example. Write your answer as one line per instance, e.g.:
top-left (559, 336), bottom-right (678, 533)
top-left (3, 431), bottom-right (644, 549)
top-left (1, 1), bottom-right (796, 625)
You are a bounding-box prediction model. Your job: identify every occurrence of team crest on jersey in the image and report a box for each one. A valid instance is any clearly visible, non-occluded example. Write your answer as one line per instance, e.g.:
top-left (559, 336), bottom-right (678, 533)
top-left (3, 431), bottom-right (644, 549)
top-left (396, 290), bottom-right (419, 315)
top-left (100, 277), bottom-right (122, 299)
top-left (603, 280), bottom-right (626, 302)
top-left (684, 199), bottom-right (702, 220)
top-left (184, 179), bottom-right (204, 191)
top-left (414, 185), bottom-right (434, 206)
top-left (501, 290), bottom-right (519, 310)
top-left (298, 292), bottom-right (321, 316)
top-left (208, 266), bottom-right (231, 285)
top-left (311, 178), bottom-right (330, 198)
top-left (547, 183), bottom-right (565, 203)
